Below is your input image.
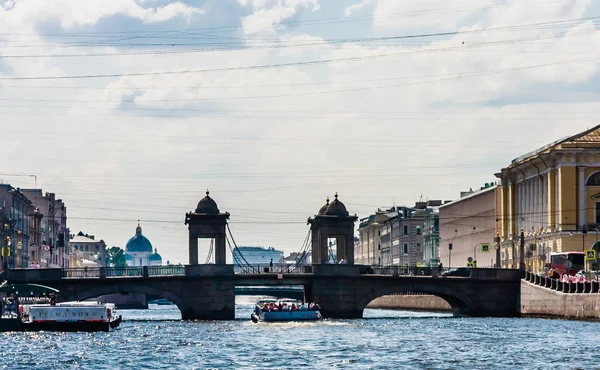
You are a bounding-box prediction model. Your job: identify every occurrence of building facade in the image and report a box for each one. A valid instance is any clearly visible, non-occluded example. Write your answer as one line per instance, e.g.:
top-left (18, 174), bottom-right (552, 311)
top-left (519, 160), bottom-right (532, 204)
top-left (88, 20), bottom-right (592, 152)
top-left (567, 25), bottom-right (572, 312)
top-left (22, 190), bottom-right (69, 268)
top-left (0, 185), bottom-right (34, 269)
top-left (439, 184), bottom-right (500, 268)
top-left (495, 125), bottom-right (600, 272)
top-left (70, 231), bottom-right (107, 267)
top-left (357, 210), bottom-right (394, 265)
top-left (422, 202), bottom-right (443, 267)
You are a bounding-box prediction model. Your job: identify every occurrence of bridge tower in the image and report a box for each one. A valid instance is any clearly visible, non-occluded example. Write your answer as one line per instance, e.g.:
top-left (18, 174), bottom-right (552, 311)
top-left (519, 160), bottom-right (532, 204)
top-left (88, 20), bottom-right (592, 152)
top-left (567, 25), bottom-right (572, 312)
top-left (308, 193), bottom-right (358, 264)
top-left (185, 190), bottom-right (230, 265)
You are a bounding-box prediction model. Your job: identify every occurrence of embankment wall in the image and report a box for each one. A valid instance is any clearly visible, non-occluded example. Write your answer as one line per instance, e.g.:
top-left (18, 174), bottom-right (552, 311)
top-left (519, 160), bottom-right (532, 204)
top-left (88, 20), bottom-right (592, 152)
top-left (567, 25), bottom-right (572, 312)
top-left (521, 280), bottom-right (600, 320)
top-left (366, 294), bottom-right (451, 311)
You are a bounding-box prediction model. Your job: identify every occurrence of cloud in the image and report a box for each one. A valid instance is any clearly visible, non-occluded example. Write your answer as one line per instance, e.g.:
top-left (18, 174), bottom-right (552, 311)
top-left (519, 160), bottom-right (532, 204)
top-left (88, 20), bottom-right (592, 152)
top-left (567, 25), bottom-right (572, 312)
top-left (344, 0), bottom-right (372, 16)
top-left (0, 0), bottom-right (204, 29)
top-left (1, 0), bottom-right (600, 264)
top-left (239, 0), bottom-right (320, 35)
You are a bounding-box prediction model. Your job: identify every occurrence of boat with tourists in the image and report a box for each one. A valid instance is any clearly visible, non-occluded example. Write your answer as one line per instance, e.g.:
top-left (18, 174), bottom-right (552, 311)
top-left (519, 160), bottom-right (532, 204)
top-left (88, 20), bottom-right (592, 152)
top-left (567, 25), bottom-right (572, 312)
top-left (0, 283), bottom-right (122, 332)
top-left (251, 299), bottom-right (322, 323)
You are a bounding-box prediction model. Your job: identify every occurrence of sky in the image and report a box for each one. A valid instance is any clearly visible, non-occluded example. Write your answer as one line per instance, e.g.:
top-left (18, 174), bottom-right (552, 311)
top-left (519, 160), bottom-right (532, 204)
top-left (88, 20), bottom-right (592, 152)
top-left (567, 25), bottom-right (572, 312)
top-left (1, 0), bottom-right (600, 264)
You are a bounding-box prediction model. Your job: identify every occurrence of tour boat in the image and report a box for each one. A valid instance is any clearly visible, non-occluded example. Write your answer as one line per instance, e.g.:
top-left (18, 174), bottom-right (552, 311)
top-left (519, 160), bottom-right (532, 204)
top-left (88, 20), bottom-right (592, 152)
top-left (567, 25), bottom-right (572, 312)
top-left (251, 299), bottom-right (322, 323)
top-left (0, 284), bottom-right (122, 332)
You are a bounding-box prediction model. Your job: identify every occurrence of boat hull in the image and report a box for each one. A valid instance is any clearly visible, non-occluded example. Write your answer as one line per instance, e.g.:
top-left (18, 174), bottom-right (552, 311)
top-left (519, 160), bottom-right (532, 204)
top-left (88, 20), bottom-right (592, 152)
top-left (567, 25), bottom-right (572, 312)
top-left (253, 310), bottom-right (322, 322)
top-left (0, 316), bottom-right (122, 332)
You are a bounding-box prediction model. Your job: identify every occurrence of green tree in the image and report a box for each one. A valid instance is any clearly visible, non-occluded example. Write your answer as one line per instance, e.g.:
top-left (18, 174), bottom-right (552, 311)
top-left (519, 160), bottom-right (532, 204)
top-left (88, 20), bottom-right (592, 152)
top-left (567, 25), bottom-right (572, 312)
top-left (108, 246), bottom-right (127, 267)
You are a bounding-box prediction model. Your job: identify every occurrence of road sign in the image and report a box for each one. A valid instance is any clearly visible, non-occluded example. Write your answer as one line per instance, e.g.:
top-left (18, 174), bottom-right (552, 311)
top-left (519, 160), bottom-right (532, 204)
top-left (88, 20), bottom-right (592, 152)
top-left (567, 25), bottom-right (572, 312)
top-left (481, 244), bottom-right (490, 252)
top-left (586, 250), bottom-right (597, 261)
top-left (467, 257), bottom-right (473, 263)
top-left (43, 245), bottom-right (50, 252)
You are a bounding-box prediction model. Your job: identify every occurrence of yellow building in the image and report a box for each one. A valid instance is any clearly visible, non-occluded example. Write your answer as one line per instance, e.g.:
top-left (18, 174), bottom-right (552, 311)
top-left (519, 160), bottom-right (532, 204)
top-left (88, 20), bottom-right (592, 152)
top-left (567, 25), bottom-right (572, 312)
top-left (495, 125), bottom-right (600, 272)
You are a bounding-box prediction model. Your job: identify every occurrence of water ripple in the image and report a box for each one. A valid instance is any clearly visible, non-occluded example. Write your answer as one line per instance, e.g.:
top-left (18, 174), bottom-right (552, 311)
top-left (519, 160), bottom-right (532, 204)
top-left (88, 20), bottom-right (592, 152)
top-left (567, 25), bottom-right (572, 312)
top-left (0, 305), bottom-right (599, 369)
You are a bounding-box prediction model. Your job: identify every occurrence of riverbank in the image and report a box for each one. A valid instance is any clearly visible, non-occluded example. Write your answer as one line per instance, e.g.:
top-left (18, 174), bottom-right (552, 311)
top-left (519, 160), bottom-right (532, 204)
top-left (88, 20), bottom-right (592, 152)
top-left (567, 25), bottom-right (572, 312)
top-left (521, 280), bottom-right (600, 320)
top-left (366, 293), bottom-right (451, 312)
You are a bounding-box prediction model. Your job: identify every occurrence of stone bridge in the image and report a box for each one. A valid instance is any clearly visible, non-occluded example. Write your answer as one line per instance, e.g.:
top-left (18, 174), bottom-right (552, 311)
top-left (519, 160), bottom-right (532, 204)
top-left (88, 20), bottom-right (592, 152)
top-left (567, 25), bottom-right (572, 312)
top-left (5, 265), bottom-right (521, 320)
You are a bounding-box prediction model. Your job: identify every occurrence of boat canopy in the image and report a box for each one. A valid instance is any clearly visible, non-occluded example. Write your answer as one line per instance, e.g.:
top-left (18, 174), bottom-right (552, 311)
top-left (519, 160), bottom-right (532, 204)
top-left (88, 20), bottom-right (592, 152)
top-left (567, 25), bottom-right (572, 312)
top-left (0, 284), bottom-right (59, 296)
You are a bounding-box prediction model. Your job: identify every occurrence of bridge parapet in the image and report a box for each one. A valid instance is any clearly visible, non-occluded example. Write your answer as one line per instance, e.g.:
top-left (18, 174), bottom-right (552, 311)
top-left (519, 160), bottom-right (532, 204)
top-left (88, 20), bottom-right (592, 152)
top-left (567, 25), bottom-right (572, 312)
top-left (313, 264), bottom-right (360, 276)
top-left (7, 268), bottom-right (63, 282)
top-left (185, 264), bottom-right (234, 277)
top-left (469, 268), bottom-right (521, 280)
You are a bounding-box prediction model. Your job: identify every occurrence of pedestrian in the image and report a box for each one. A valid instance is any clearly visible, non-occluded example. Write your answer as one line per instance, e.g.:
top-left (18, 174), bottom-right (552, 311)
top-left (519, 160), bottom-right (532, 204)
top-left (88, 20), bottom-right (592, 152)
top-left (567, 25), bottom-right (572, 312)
top-left (438, 262), bottom-right (443, 272)
top-left (269, 258), bottom-right (273, 273)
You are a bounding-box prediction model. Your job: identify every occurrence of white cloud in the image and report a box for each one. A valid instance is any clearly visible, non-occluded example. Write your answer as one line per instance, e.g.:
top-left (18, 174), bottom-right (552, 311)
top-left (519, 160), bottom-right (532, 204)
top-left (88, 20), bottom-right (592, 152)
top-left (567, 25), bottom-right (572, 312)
top-left (345, 0), bottom-right (372, 16)
top-left (240, 0), bottom-right (320, 35)
top-left (1, 0), bottom-right (600, 264)
top-left (0, 0), bottom-right (204, 29)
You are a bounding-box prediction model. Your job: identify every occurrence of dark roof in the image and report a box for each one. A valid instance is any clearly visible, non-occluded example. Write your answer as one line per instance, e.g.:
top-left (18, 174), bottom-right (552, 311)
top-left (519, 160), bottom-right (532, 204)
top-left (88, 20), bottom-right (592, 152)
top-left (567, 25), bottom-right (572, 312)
top-left (324, 193), bottom-right (349, 216)
top-left (318, 197), bottom-right (330, 215)
top-left (195, 190), bottom-right (220, 214)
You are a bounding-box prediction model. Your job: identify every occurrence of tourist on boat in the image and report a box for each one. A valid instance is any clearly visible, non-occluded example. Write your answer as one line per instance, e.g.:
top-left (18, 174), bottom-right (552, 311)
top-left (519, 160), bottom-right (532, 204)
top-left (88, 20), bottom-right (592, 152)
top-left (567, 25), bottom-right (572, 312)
top-left (339, 258), bottom-right (347, 264)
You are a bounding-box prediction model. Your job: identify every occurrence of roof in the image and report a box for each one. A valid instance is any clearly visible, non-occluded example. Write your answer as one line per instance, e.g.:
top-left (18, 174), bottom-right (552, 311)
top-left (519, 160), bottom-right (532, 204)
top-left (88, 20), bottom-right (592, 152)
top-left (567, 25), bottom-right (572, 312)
top-left (195, 190), bottom-right (220, 214)
top-left (126, 223), bottom-right (153, 253)
top-left (70, 234), bottom-right (99, 244)
top-left (439, 185), bottom-right (497, 208)
top-left (0, 284), bottom-right (59, 296)
top-left (509, 124), bottom-right (600, 167)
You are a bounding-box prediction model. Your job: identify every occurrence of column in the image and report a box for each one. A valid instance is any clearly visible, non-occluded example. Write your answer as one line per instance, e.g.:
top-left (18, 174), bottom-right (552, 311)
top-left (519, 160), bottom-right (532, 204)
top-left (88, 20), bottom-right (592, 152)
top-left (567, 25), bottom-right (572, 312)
top-left (547, 169), bottom-right (556, 229)
top-left (555, 169), bottom-right (560, 228)
top-left (509, 182), bottom-right (516, 236)
top-left (336, 236), bottom-right (346, 263)
top-left (346, 227), bottom-right (355, 265)
top-left (215, 234), bottom-right (226, 265)
top-left (189, 237), bottom-right (198, 265)
top-left (578, 167), bottom-right (587, 228)
top-left (501, 180), bottom-right (509, 239)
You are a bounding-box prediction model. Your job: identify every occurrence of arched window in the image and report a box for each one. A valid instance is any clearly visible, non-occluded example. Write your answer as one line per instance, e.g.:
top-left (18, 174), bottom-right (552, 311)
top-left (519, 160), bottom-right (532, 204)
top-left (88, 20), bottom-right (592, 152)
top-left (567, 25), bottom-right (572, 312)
top-left (586, 172), bottom-right (600, 186)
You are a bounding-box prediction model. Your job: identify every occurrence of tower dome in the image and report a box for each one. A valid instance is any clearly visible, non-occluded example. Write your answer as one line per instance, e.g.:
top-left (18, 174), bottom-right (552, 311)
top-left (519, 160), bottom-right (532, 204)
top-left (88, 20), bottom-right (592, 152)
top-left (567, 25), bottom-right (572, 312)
top-left (149, 248), bottom-right (162, 262)
top-left (125, 221), bottom-right (153, 253)
top-left (318, 197), bottom-right (330, 215)
top-left (195, 190), bottom-right (220, 214)
top-left (324, 193), bottom-right (349, 216)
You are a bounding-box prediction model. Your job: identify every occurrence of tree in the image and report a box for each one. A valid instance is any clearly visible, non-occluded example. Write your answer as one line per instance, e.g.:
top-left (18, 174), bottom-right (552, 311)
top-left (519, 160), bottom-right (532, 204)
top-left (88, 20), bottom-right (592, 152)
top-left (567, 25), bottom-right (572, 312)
top-left (107, 246), bottom-right (127, 267)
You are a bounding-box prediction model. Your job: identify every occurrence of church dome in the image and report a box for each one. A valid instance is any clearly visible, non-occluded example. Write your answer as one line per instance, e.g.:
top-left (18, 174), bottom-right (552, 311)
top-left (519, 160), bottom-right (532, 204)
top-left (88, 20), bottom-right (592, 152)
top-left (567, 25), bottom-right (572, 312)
top-left (195, 190), bottom-right (220, 214)
top-left (149, 248), bottom-right (162, 262)
top-left (318, 197), bottom-right (330, 215)
top-left (125, 222), bottom-right (153, 253)
top-left (324, 193), bottom-right (349, 216)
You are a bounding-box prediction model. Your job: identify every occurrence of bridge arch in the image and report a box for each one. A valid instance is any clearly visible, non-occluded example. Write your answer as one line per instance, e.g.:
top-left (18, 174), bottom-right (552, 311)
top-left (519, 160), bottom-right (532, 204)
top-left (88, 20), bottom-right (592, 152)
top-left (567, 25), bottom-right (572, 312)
top-left (357, 284), bottom-right (475, 317)
top-left (60, 283), bottom-right (190, 316)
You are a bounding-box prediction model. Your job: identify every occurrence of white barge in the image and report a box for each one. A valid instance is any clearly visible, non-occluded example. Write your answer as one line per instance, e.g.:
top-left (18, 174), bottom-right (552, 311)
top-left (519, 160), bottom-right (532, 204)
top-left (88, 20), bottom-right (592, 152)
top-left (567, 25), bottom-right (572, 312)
top-left (0, 284), bottom-right (122, 332)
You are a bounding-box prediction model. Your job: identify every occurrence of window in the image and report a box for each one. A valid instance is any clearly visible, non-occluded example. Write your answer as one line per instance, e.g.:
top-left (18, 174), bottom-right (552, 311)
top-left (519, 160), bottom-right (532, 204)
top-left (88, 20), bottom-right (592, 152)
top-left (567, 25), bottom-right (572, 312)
top-left (416, 243), bottom-right (421, 250)
top-left (403, 244), bottom-right (408, 255)
top-left (596, 202), bottom-right (600, 224)
top-left (403, 225), bottom-right (408, 235)
top-left (139, 258), bottom-right (142, 266)
top-left (587, 172), bottom-right (600, 186)
top-left (416, 226), bottom-right (421, 235)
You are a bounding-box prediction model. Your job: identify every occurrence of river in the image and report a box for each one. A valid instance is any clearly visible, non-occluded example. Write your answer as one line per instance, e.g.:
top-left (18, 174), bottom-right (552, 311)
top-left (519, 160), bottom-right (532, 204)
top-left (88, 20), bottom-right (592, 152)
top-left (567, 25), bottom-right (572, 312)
top-left (2, 297), bottom-right (600, 369)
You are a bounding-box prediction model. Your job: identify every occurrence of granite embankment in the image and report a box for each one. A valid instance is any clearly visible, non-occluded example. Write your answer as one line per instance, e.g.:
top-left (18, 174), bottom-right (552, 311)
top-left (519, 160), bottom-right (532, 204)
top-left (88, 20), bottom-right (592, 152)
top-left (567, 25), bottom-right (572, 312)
top-left (366, 293), bottom-right (451, 312)
top-left (521, 280), bottom-right (600, 320)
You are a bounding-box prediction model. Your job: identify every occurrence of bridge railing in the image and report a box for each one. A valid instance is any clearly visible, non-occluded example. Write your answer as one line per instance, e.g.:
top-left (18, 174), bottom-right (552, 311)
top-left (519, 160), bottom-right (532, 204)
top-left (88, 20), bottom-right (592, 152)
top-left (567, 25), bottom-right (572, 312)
top-left (234, 264), bottom-right (312, 275)
top-left (369, 265), bottom-right (438, 276)
top-left (105, 267), bottom-right (144, 278)
top-left (63, 267), bottom-right (100, 279)
top-left (148, 265), bottom-right (185, 276)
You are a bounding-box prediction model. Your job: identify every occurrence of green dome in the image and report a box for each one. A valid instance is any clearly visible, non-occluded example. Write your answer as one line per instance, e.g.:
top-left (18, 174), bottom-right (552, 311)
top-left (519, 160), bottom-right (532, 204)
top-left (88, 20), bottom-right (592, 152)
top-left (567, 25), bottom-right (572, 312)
top-left (149, 248), bottom-right (162, 262)
top-left (126, 223), bottom-right (153, 253)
